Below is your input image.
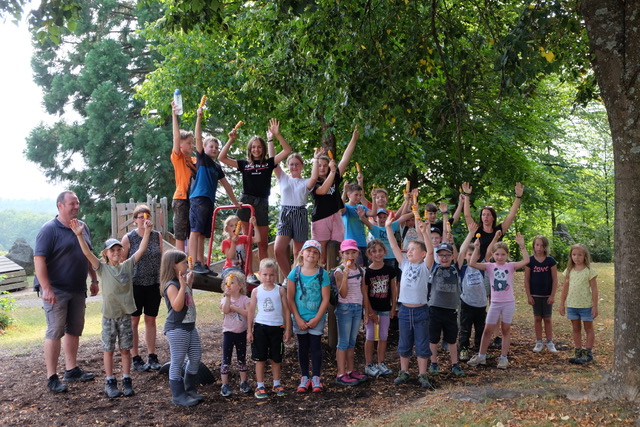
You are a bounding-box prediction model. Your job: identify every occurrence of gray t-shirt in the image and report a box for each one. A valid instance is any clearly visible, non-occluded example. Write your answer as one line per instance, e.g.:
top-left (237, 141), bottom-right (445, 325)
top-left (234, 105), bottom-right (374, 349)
top-left (460, 265), bottom-right (488, 307)
top-left (398, 257), bottom-right (431, 305)
top-left (428, 264), bottom-right (461, 310)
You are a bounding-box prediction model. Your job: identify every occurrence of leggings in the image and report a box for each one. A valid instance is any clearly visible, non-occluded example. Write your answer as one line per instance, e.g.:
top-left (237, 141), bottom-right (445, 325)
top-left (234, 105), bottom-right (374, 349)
top-left (297, 333), bottom-right (323, 378)
top-left (166, 328), bottom-right (202, 381)
top-left (221, 331), bottom-right (247, 374)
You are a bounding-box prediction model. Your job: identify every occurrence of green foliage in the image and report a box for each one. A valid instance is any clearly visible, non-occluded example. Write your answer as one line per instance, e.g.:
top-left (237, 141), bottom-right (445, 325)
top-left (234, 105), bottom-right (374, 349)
top-left (0, 288), bottom-right (16, 332)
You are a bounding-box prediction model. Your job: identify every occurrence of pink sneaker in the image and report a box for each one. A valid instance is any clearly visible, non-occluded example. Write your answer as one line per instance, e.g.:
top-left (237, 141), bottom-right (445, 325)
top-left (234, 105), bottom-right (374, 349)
top-left (348, 370), bottom-right (368, 383)
top-left (335, 374), bottom-right (358, 386)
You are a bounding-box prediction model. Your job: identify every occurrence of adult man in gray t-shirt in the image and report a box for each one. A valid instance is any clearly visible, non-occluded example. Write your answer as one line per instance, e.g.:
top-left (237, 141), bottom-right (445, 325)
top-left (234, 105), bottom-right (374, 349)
top-left (34, 191), bottom-right (99, 393)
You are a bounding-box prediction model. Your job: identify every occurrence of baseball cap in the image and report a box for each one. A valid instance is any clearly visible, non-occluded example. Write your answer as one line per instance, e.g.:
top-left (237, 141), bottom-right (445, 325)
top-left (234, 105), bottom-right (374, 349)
top-left (301, 240), bottom-right (322, 254)
top-left (436, 243), bottom-right (453, 254)
top-left (376, 208), bottom-right (388, 215)
top-left (103, 238), bottom-right (123, 250)
top-left (430, 226), bottom-right (442, 235)
top-left (340, 239), bottom-right (359, 252)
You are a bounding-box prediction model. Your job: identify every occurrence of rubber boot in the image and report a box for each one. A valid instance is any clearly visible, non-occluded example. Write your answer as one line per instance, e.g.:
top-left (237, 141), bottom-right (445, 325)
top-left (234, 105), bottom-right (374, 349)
top-left (169, 379), bottom-right (199, 406)
top-left (184, 372), bottom-right (205, 402)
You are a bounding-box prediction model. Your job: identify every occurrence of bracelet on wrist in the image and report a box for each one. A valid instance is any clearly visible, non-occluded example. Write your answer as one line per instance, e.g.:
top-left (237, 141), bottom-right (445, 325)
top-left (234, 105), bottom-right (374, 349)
top-left (91, 280), bottom-right (99, 283)
top-left (516, 195), bottom-right (522, 199)
top-left (463, 192), bottom-right (470, 196)
top-left (441, 211), bottom-right (450, 215)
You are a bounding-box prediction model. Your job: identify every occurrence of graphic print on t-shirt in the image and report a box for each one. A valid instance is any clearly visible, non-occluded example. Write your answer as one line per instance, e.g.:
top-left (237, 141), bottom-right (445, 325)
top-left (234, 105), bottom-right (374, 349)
top-left (263, 297), bottom-right (275, 312)
top-left (492, 267), bottom-right (510, 292)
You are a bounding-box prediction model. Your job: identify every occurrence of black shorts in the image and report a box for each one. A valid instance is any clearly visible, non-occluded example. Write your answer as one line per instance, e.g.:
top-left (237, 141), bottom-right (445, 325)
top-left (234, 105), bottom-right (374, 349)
top-left (428, 306), bottom-right (459, 345)
top-left (131, 285), bottom-right (162, 317)
top-left (532, 296), bottom-right (553, 318)
top-left (251, 323), bottom-right (284, 363)
top-left (237, 194), bottom-right (269, 227)
top-left (189, 196), bottom-right (214, 237)
top-left (172, 198), bottom-right (190, 241)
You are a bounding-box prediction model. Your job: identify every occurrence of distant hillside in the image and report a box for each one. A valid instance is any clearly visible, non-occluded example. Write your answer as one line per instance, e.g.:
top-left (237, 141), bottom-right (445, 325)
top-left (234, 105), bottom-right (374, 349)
top-left (0, 202), bottom-right (56, 251)
top-left (0, 199), bottom-right (57, 215)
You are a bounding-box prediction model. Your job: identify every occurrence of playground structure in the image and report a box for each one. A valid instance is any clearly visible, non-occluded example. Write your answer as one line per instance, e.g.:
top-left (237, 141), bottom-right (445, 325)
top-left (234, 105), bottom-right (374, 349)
top-left (110, 196), bottom-right (340, 346)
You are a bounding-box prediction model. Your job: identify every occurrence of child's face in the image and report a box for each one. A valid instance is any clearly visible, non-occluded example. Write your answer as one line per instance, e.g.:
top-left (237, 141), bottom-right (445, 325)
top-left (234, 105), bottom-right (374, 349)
top-left (180, 136), bottom-right (194, 156)
top-left (427, 210), bottom-right (437, 223)
top-left (571, 249), bottom-right (585, 266)
top-left (225, 219), bottom-right (239, 234)
top-left (260, 267), bottom-right (277, 286)
top-left (204, 140), bottom-right (220, 158)
top-left (493, 248), bottom-right (508, 264)
top-left (374, 192), bottom-right (388, 207)
top-left (406, 242), bottom-right (426, 263)
top-left (431, 233), bottom-right (442, 247)
top-left (288, 157), bottom-right (303, 177)
top-left (367, 244), bottom-right (385, 263)
top-left (348, 190), bottom-right (363, 204)
top-left (342, 249), bottom-right (359, 264)
top-left (250, 140), bottom-right (263, 160)
top-left (302, 247), bottom-right (320, 265)
top-left (465, 248), bottom-right (474, 263)
top-left (225, 276), bottom-right (242, 294)
top-left (317, 159), bottom-right (329, 177)
top-left (175, 258), bottom-right (188, 276)
top-left (436, 250), bottom-right (453, 267)
top-left (376, 213), bottom-right (388, 226)
top-left (533, 239), bottom-right (546, 256)
top-left (105, 246), bottom-right (123, 265)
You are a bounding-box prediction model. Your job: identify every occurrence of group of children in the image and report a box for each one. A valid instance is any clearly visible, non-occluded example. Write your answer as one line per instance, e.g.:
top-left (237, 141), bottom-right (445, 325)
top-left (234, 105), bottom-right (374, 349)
top-left (77, 101), bottom-right (600, 404)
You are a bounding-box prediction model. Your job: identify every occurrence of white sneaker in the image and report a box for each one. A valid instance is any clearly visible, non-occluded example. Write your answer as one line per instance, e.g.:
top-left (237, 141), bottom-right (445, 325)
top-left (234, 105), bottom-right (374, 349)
top-left (376, 362), bottom-right (392, 376)
top-left (467, 354), bottom-right (487, 366)
top-left (533, 342), bottom-right (545, 352)
top-left (546, 341), bottom-right (558, 353)
top-left (497, 356), bottom-right (509, 369)
top-left (364, 363), bottom-right (380, 377)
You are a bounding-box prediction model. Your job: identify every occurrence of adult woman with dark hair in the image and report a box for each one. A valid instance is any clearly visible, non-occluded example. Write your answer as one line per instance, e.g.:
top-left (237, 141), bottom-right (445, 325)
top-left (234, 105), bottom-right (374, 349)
top-left (462, 182), bottom-right (524, 262)
top-left (121, 204), bottom-right (164, 371)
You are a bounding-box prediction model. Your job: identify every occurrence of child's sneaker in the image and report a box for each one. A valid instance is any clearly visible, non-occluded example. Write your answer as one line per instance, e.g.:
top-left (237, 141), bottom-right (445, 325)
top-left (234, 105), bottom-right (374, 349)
top-left (221, 384), bottom-right (233, 397)
top-left (254, 386), bottom-right (268, 399)
top-left (104, 378), bottom-right (122, 398)
top-left (497, 356), bottom-right (509, 369)
top-left (428, 363), bottom-right (439, 375)
top-left (376, 362), bottom-right (393, 376)
top-left (365, 363), bottom-right (380, 377)
top-left (569, 348), bottom-right (586, 364)
top-left (467, 354), bottom-right (487, 366)
top-left (584, 349), bottom-right (594, 363)
top-left (297, 376), bottom-right (311, 393)
top-left (122, 377), bottom-right (135, 397)
top-left (533, 341), bottom-right (544, 352)
top-left (417, 373), bottom-right (435, 390)
top-left (459, 348), bottom-right (470, 362)
top-left (272, 384), bottom-right (286, 397)
top-left (451, 365), bottom-right (465, 377)
top-left (311, 376), bottom-right (324, 393)
top-left (348, 370), bottom-right (368, 384)
top-left (132, 355), bottom-right (149, 372)
top-left (393, 370), bottom-right (409, 385)
top-left (239, 381), bottom-right (251, 394)
top-left (336, 373), bottom-right (358, 386)
top-left (546, 341), bottom-right (558, 353)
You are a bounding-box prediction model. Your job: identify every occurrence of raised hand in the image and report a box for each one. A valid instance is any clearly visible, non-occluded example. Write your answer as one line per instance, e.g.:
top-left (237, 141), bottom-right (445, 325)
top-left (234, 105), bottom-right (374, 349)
top-left (268, 118), bottom-right (281, 137)
top-left (462, 182), bottom-right (472, 194)
top-left (69, 219), bottom-right (84, 235)
top-left (515, 182), bottom-right (524, 197)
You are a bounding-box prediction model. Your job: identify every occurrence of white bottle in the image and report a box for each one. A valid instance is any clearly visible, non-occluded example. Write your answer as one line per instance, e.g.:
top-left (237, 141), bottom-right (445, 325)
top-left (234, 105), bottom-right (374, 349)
top-left (173, 89), bottom-right (183, 115)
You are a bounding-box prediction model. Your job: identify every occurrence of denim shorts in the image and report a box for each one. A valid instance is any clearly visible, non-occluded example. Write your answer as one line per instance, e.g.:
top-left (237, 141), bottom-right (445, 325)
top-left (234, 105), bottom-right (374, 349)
top-left (567, 307), bottom-right (594, 322)
top-left (292, 313), bottom-right (327, 336)
top-left (397, 304), bottom-right (431, 359)
top-left (335, 303), bottom-right (363, 351)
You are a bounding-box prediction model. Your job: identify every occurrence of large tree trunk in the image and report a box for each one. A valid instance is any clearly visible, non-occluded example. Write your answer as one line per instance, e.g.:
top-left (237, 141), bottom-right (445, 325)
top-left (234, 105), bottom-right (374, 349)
top-left (580, 1), bottom-right (640, 401)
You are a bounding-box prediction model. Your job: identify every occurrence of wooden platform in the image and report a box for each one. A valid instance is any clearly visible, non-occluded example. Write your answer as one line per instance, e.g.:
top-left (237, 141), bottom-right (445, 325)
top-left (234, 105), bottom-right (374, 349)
top-left (0, 256), bottom-right (28, 292)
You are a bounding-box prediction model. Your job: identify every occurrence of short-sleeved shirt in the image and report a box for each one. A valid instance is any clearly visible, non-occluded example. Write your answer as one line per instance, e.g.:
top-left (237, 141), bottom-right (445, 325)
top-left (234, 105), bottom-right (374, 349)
top-left (222, 235), bottom-right (250, 270)
top-left (564, 267), bottom-right (598, 308)
top-left (287, 267), bottom-right (330, 321)
top-left (335, 265), bottom-right (364, 305)
top-left (477, 222), bottom-right (504, 261)
top-left (342, 204), bottom-right (369, 246)
top-left (311, 173), bottom-right (344, 222)
top-left (237, 157), bottom-right (276, 198)
top-left (220, 295), bottom-right (251, 333)
top-left (126, 230), bottom-right (162, 287)
top-left (170, 150), bottom-right (197, 200)
top-left (428, 264), bottom-right (461, 310)
top-left (96, 257), bottom-right (137, 319)
top-left (278, 172), bottom-right (310, 207)
top-left (164, 280), bottom-right (197, 332)
top-left (369, 221), bottom-right (399, 260)
top-left (189, 150), bottom-right (226, 203)
top-left (398, 257), bottom-right (431, 305)
top-left (34, 216), bottom-right (92, 294)
top-left (485, 262), bottom-right (516, 302)
top-left (364, 264), bottom-right (397, 312)
top-left (460, 264), bottom-right (487, 307)
top-left (526, 256), bottom-right (557, 296)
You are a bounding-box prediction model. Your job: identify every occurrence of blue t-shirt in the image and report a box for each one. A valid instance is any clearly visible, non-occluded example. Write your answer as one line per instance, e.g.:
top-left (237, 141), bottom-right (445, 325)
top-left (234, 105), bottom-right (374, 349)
top-left (369, 221), bottom-right (399, 260)
top-left (342, 204), bottom-right (369, 246)
top-left (287, 267), bottom-right (330, 322)
top-left (189, 150), bottom-right (225, 203)
top-left (34, 216), bottom-right (92, 294)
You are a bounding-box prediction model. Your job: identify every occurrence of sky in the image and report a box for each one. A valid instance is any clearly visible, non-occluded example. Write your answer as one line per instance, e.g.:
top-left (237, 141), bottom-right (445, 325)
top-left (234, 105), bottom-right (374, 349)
top-left (0, 13), bottom-right (66, 200)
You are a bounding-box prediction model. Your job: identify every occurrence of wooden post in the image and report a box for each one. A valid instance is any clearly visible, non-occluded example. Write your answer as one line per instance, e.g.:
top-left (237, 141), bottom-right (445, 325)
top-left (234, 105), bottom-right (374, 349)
top-left (110, 197), bottom-right (117, 239)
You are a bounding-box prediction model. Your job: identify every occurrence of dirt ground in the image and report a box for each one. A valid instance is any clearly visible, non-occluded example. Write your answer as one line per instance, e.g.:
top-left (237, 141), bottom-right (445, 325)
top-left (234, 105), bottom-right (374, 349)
top-left (0, 319), bottom-right (626, 426)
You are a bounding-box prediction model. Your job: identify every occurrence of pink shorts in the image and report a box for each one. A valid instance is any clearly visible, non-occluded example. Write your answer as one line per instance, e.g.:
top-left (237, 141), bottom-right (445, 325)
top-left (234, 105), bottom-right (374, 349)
top-left (311, 211), bottom-right (345, 242)
top-left (485, 300), bottom-right (515, 325)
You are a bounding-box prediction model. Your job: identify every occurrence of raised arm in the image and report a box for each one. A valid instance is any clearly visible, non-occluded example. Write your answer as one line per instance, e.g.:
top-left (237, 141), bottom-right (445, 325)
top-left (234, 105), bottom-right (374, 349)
top-left (218, 128), bottom-right (239, 169)
top-left (513, 233), bottom-right (530, 270)
top-left (315, 159), bottom-right (338, 195)
top-left (485, 230), bottom-right (503, 262)
top-left (269, 119), bottom-right (292, 165)
top-left (337, 125), bottom-right (359, 176)
top-left (457, 222), bottom-right (478, 268)
top-left (451, 192), bottom-right (464, 225)
top-left (357, 206), bottom-right (374, 230)
top-left (440, 201), bottom-right (450, 242)
top-left (501, 182), bottom-right (524, 233)
top-left (468, 239), bottom-right (486, 270)
top-left (357, 172), bottom-right (371, 208)
top-left (461, 183), bottom-right (476, 229)
top-left (166, 272), bottom-right (193, 312)
top-left (69, 219), bottom-right (100, 269)
top-left (417, 219), bottom-right (434, 269)
top-left (195, 106), bottom-right (204, 154)
top-left (132, 220), bottom-right (153, 264)
top-left (385, 211), bottom-right (403, 264)
top-left (171, 101), bottom-right (182, 155)
top-left (307, 148), bottom-right (323, 191)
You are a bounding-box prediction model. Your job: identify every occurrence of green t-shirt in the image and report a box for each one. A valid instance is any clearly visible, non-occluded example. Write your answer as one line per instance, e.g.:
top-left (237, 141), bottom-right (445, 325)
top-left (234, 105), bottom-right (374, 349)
top-left (96, 257), bottom-right (137, 318)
